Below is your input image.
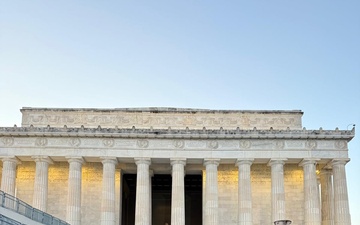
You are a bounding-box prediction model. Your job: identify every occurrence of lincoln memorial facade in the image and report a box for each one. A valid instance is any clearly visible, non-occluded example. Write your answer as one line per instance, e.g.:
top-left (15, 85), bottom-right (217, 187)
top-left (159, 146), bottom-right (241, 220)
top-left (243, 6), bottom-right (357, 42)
top-left (0, 107), bottom-right (355, 225)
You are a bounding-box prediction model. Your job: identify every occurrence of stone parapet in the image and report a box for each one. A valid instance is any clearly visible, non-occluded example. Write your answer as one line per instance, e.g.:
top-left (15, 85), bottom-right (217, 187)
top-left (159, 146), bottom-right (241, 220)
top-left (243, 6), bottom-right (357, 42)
top-left (20, 107), bottom-right (303, 130)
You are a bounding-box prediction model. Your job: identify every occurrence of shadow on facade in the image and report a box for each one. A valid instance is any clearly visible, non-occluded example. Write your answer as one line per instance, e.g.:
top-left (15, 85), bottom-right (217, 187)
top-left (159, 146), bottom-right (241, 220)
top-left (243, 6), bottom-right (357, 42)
top-left (121, 174), bottom-right (202, 225)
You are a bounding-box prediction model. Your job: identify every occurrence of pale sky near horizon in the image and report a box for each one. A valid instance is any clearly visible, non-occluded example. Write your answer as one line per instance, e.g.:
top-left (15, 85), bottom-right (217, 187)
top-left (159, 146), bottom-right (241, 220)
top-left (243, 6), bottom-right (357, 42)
top-left (0, 1), bottom-right (359, 224)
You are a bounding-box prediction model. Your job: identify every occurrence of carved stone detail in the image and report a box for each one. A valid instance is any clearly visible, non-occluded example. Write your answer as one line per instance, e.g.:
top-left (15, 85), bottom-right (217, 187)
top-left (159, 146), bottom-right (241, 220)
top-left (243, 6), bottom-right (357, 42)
top-left (275, 140), bottom-right (285, 149)
top-left (69, 138), bottom-right (81, 147)
top-left (335, 140), bottom-right (347, 149)
top-left (305, 140), bottom-right (317, 150)
top-left (137, 140), bottom-right (149, 148)
top-left (174, 140), bottom-right (184, 149)
top-left (1, 137), bottom-right (14, 146)
top-left (207, 141), bottom-right (218, 149)
top-left (102, 139), bottom-right (115, 147)
top-left (21, 108), bottom-right (303, 130)
top-left (240, 140), bottom-right (251, 149)
top-left (35, 137), bottom-right (48, 146)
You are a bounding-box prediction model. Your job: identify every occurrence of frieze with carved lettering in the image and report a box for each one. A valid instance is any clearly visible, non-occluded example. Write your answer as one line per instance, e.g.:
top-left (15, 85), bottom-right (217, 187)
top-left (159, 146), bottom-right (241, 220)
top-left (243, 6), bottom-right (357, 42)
top-left (21, 108), bottom-right (303, 130)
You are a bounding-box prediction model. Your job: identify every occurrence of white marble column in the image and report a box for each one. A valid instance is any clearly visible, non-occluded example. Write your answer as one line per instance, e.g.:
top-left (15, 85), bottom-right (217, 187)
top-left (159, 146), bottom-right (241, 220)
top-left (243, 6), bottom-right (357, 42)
top-left (66, 157), bottom-right (84, 225)
top-left (204, 159), bottom-right (220, 225)
top-left (320, 169), bottom-right (334, 225)
top-left (171, 158), bottom-right (186, 225)
top-left (236, 159), bottom-right (254, 225)
top-left (300, 159), bottom-right (321, 225)
top-left (330, 159), bottom-right (351, 225)
top-left (1, 157), bottom-right (19, 195)
top-left (32, 156), bottom-right (52, 211)
top-left (134, 158), bottom-right (151, 225)
top-left (101, 157), bottom-right (118, 225)
top-left (269, 159), bottom-right (286, 222)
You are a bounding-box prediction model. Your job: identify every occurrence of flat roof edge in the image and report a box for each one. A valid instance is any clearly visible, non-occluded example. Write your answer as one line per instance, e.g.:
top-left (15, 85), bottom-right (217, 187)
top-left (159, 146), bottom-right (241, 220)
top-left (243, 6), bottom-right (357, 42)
top-left (20, 107), bottom-right (304, 114)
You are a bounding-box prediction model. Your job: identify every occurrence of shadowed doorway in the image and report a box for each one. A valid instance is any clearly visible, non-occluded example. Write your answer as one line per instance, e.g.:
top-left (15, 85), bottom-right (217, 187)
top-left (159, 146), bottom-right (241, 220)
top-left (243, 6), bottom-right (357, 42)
top-left (152, 175), bottom-right (171, 225)
top-left (121, 174), bottom-right (202, 225)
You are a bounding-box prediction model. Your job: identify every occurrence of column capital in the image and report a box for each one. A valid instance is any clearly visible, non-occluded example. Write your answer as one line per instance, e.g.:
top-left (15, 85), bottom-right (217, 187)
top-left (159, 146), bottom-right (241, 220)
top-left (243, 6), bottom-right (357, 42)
top-left (134, 157), bottom-right (151, 166)
top-left (299, 158), bottom-right (320, 167)
top-left (32, 156), bottom-right (54, 164)
top-left (267, 158), bottom-right (287, 166)
top-left (1, 156), bottom-right (21, 164)
top-left (203, 158), bottom-right (220, 166)
top-left (235, 158), bottom-right (254, 167)
top-left (170, 158), bottom-right (187, 166)
top-left (329, 158), bottom-right (350, 167)
top-left (66, 157), bottom-right (85, 165)
top-left (100, 157), bottom-right (118, 165)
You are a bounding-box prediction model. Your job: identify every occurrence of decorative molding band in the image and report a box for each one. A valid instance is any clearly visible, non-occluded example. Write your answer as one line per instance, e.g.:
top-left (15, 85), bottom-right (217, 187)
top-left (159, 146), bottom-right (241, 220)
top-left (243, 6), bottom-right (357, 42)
top-left (0, 127), bottom-right (354, 140)
top-left (0, 137), bottom-right (350, 152)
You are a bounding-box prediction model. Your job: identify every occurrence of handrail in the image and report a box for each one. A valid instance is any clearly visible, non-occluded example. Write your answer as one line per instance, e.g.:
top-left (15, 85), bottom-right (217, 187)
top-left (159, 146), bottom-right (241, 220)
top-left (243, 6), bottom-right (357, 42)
top-left (0, 214), bottom-right (26, 225)
top-left (0, 191), bottom-right (69, 225)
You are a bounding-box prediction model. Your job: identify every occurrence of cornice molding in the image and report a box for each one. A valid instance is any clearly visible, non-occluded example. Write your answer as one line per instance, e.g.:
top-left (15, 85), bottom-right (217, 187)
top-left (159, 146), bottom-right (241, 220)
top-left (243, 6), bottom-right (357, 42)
top-left (0, 127), bottom-right (354, 140)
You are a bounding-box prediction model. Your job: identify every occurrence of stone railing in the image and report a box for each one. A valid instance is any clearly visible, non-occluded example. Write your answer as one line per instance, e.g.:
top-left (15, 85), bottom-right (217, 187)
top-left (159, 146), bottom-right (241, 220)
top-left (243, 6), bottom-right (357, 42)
top-left (0, 191), bottom-right (69, 225)
top-left (0, 214), bottom-right (25, 225)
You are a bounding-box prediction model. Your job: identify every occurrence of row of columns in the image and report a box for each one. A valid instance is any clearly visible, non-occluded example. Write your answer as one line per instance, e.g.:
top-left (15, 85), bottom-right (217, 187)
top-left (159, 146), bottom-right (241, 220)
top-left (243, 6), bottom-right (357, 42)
top-left (0, 157), bottom-right (351, 225)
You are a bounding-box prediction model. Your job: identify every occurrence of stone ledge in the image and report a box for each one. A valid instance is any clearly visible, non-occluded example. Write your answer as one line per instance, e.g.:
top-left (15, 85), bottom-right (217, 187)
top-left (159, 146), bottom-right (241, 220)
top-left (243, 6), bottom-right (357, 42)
top-left (0, 127), bottom-right (354, 140)
top-left (21, 107), bottom-right (303, 114)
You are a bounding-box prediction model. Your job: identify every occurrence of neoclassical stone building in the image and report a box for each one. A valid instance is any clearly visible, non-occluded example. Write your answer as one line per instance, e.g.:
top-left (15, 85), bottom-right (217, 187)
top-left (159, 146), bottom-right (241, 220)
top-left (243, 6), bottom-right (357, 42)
top-left (0, 107), bottom-right (355, 225)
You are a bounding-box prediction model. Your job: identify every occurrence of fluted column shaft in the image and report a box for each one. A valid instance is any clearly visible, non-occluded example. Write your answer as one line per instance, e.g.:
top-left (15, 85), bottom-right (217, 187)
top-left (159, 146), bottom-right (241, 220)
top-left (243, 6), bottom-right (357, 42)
top-left (236, 159), bottom-right (253, 225)
top-left (269, 159), bottom-right (286, 222)
top-left (66, 157), bottom-right (84, 225)
top-left (320, 169), bottom-right (334, 225)
top-left (171, 159), bottom-right (186, 225)
top-left (1, 157), bottom-right (19, 195)
top-left (204, 159), bottom-right (220, 225)
top-left (331, 159), bottom-right (351, 225)
top-left (135, 158), bottom-right (151, 225)
top-left (101, 157), bottom-right (118, 225)
top-left (300, 159), bottom-right (321, 225)
top-left (32, 156), bottom-right (52, 211)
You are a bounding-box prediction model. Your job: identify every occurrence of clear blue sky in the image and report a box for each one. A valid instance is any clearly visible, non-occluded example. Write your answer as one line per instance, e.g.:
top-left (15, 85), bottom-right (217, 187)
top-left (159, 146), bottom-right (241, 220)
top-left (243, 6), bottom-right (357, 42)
top-left (1, 0), bottom-right (359, 223)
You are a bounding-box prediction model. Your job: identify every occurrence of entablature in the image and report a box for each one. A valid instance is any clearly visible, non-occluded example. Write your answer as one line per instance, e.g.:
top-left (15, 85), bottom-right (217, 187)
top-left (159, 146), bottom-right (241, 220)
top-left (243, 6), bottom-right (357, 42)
top-left (0, 127), bottom-right (353, 166)
top-left (0, 127), bottom-right (355, 140)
